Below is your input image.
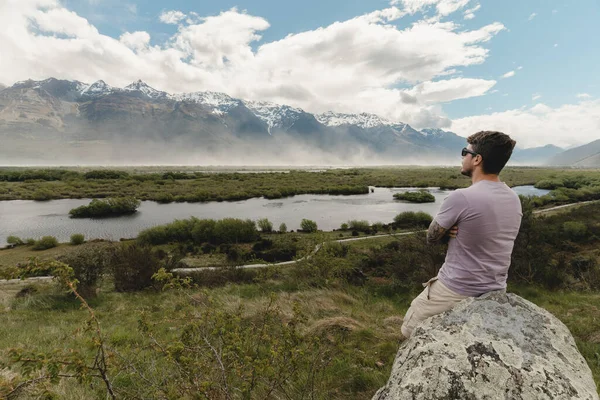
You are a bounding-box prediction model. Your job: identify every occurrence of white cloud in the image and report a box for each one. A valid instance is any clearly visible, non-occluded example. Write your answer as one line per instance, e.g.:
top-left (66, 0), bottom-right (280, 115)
top-left (532, 93), bottom-right (541, 101)
top-left (406, 78), bottom-right (496, 104)
top-left (391, 0), bottom-right (471, 17)
top-left (501, 70), bottom-right (515, 78)
top-left (554, 43), bottom-right (559, 48)
top-left (119, 31), bottom-right (150, 51)
top-left (516, 66), bottom-right (523, 70)
top-left (552, 9), bottom-right (558, 14)
top-left (577, 93), bottom-right (592, 99)
top-left (0, 1), bottom-right (506, 129)
top-left (528, 12), bottom-right (537, 21)
top-left (463, 4), bottom-right (480, 20)
top-left (159, 10), bottom-right (186, 24)
top-left (451, 100), bottom-right (600, 148)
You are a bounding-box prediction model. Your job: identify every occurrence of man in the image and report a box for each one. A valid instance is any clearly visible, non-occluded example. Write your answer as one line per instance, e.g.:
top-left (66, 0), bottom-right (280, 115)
top-left (400, 131), bottom-right (522, 338)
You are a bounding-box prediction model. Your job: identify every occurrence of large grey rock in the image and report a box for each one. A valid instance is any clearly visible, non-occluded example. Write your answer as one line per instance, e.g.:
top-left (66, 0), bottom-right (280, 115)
top-left (374, 291), bottom-right (599, 400)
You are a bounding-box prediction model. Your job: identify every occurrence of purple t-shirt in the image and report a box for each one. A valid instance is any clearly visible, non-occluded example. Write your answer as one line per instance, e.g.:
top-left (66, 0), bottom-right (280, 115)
top-left (435, 180), bottom-right (522, 296)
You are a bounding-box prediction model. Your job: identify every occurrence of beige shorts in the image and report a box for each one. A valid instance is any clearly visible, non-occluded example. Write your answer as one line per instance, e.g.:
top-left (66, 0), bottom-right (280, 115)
top-left (400, 277), bottom-right (469, 338)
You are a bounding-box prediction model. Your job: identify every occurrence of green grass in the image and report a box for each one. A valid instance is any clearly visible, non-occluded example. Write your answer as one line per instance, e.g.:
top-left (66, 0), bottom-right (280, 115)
top-left (1, 277), bottom-right (598, 398)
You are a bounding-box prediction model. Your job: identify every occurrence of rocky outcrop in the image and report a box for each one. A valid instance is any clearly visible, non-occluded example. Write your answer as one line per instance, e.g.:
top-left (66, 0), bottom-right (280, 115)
top-left (373, 291), bottom-right (599, 400)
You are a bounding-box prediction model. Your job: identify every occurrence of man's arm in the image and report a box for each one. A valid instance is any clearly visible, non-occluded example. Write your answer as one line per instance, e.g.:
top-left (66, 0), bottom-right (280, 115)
top-left (426, 219), bottom-right (449, 245)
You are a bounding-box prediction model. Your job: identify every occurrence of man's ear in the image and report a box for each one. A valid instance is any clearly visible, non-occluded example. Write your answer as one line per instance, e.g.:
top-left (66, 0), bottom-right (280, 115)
top-left (473, 154), bottom-right (483, 167)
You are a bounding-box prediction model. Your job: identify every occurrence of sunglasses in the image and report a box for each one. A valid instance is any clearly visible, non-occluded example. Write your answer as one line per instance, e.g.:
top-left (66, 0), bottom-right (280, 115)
top-left (461, 148), bottom-right (479, 157)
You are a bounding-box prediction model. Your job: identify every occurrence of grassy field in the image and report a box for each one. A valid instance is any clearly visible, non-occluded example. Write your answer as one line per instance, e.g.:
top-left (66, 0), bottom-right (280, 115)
top-left (1, 269), bottom-right (598, 398)
top-left (2, 167), bottom-right (600, 398)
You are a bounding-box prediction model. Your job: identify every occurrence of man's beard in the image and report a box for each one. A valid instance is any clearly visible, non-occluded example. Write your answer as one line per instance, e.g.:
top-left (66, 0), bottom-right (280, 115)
top-left (461, 168), bottom-right (472, 178)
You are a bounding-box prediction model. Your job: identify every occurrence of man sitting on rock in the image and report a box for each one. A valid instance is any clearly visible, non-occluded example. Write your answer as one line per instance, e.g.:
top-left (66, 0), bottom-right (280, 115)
top-left (401, 131), bottom-right (523, 338)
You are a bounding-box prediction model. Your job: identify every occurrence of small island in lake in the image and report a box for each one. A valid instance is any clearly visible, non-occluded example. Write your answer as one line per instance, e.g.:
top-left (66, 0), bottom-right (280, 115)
top-left (393, 190), bottom-right (435, 203)
top-left (69, 197), bottom-right (141, 218)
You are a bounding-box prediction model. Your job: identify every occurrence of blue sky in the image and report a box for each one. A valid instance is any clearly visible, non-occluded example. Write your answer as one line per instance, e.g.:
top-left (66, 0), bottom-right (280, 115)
top-left (1, 0), bottom-right (599, 147)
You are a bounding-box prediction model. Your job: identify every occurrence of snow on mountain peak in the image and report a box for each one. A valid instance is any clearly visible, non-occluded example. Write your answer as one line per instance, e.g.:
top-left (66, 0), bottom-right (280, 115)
top-left (80, 80), bottom-right (116, 97)
top-left (124, 80), bottom-right (166, 99)
top-left (420, 128), bottom-right (448, 137)
top-left (243, 100), bottom-right (304, 133)
top-left (170, 91), bottom-right (241, 113)
top-left (315, 111), bottom-right (396, 129)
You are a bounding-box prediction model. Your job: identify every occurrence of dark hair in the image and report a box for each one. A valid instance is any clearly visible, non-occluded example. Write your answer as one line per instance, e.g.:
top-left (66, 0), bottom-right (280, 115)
top-left (467, 131), bottom-right (516, 174)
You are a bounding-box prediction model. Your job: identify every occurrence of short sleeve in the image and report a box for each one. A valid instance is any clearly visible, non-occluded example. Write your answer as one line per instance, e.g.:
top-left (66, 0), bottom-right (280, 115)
top-left (435, 190), bottom-right (469, 229)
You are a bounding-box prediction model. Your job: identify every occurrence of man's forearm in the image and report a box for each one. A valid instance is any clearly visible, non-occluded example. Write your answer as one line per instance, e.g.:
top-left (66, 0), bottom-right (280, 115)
top-left (426, 220), bottom-right (448, 245)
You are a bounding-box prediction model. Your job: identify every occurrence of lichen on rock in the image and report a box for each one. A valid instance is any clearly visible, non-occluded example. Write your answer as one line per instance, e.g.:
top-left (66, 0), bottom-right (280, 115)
top-left (373, 291), bottom-right (599, 400)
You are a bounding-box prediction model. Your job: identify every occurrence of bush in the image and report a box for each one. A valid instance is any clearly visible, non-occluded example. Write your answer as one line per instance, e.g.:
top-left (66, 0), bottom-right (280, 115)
top-left (58, 244), bottom-right (114, 297)
top-left (348, 220), bottom-right (371, 233)
top-left (32, 236), bottom-right (59, 250)
top-left (279, 223), bottom-right (287, 233)
top-left (110, 244), bottom-right (173, 292)
top-left (393, 190), bottom-right (435, 203)
top-left (69, 197), bottom-right (140, 218)
top-left (257, 218), bottom-right (273, 233)
top-left (25, 238), bottom-right (36, 246)
top-left (393, 211), bottom-right (433, 229)
top-left (7, 235), bottom-right (24, 246)
top-left (340, 223), bottom-right (349, 231)
top-left (70, 233), bottom-right (85, 245)
top-left (300, 219), bottom-right (318, 233)
top-left (138, 218), bottom-right (258, 246)
top-left (562, 221), bottom-right (587, 241)
top-left (31, 189), bottom-right (54, 201)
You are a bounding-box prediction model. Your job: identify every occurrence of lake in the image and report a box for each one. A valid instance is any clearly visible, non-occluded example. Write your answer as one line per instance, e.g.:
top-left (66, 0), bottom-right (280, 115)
top-left (0, 185), bottom-right (550, 244)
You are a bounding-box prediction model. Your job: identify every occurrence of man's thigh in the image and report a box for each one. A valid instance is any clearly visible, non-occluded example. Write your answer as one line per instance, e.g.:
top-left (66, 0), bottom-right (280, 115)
top-left (400, 278), bottom-right (468, 338)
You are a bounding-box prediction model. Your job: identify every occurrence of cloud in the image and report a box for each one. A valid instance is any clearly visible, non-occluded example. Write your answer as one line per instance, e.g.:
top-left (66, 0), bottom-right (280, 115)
top-left (391, 0), bottom-right (471, 17)
top-left (119, 31), bottom-right (150, 51)
top-left (0, 1), bottom-right (506, 129)
top-left (501, 70), bottom-right (515, 78)
top-left (405, 78), bottom-right (496, 104)
top-left (463, 4), bottom-right (480, 20)
top-left (528, 12), bottom-right (537, 21)
top-left (159, 10), bottom-right (186, 24)
top-left (516, 66), bottom-right (523, 70)
top-left (554, 43), bottom-right (559, 48)
top-left (577, 93), bottom-right (592, 99)
top-left (451, 100), bottom-right (600, 148)
top-left (532, 93), bottom-right (541, 101)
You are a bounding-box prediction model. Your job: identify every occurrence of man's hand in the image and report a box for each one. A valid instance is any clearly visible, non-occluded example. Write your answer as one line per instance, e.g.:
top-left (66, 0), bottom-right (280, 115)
top-left (448, 225), bottom-right (458, 238)
top-left (427, 221), bottom-right (458, 245)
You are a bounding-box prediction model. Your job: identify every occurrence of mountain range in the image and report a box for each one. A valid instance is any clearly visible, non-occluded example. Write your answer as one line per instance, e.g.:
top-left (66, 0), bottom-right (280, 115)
top-left (0, 77), bottom-right (592, 166)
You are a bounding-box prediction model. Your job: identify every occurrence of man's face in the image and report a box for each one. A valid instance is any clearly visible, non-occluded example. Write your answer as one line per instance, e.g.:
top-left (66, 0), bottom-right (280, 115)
top-left (460, 144), bottom-right (476, 177)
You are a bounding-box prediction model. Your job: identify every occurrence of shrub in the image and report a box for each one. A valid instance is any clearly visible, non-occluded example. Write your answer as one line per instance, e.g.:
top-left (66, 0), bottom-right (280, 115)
top-left (25, 238), bottom-right (36, 246)
top-left (32, 236), bottom-right (59, 250)
top-left (213, 219), bottom-right (258, 244)
top-left (110, 244), bottom-right (173, 292)
top-left (69, 197), bottom-right (140, 218)
top-left (393, 211), bottom-right (433, 229)
top-left (257, 218), bottom-right (273, 233)
top-left (340, 223), bottom-right (349, 231)
top-left (562, 221), bottom-right (587, 241)
top-left (348, 220), bottom-right (370, 233)
top-left (70, 233), bottom-right (85, 245)
top-left (155, 193), bottom-right (174, 204)
top-left (31, 189), bottom-right (54, 201)
top-left (300, 219), bottom-right (318, 233)
top-left (279, 223), bottom-right (287, 233)
top-left (393, 190), bottom-right (435, 203)
top-left (7, 235), bottom-right (24, 246)
top-left (138, 218), bottom-right (258, 246)
top-left (58, 244), bottom-right (113, 297)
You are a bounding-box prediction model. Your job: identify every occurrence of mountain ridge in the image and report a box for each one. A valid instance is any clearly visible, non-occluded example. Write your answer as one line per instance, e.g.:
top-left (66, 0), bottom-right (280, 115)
top-left (0, 77), bottom-right (575, 165)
